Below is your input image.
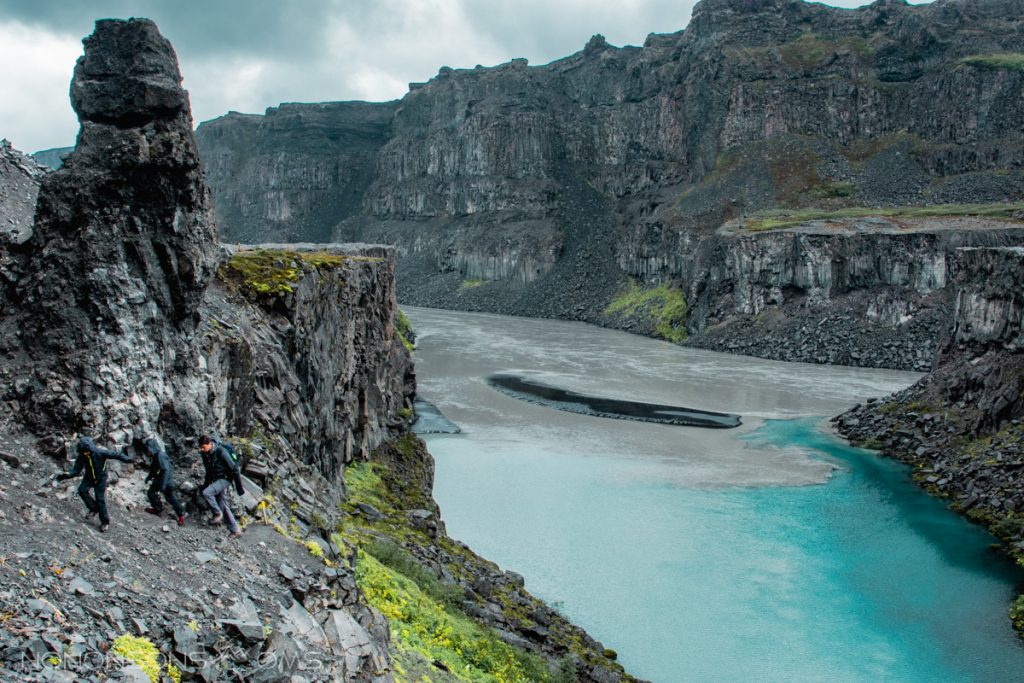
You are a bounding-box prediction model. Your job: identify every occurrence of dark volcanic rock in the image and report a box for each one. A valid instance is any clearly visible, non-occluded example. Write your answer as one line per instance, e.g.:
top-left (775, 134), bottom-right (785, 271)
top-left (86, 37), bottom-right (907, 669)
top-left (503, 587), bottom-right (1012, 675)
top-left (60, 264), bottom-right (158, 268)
top-left (197, 0), bottom-right (1024, 369)
top-left (4, 18), bottom-right (217, 439)
top-left (0, 18), bottom-right (637, 683)
top-left (71, 19), bottom-right (189, 126)
top-left (833, 247), bottom-right (1024, 630)
top-left (0, 140), bottom-right (45, 308)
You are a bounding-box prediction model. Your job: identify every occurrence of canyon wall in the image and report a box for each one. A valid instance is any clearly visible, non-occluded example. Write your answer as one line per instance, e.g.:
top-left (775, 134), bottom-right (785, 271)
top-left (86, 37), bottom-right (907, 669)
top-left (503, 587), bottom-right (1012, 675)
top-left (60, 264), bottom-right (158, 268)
top-left (197, 0), bottom-right (1024, 369)
top-left (835, 246), bottom-right (1024, 585)
top-left (0, 18), bottom-right (633, 682)
top-left (676, 220), bottom-right (1024, 369)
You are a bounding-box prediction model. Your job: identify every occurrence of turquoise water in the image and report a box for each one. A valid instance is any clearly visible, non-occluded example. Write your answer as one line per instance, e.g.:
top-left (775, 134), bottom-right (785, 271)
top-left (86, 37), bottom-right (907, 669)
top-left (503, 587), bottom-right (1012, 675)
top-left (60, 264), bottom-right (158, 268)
top-left (430, 419), bottom-right (1024, 682)
top-left (409, 307), bottom-right (1024, 682)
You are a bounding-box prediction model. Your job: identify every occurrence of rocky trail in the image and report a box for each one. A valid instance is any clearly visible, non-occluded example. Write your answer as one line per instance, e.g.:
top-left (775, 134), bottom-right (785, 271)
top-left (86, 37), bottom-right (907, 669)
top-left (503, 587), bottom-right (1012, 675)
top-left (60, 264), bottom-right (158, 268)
top-left (0, 434), bottom-right (390, 683)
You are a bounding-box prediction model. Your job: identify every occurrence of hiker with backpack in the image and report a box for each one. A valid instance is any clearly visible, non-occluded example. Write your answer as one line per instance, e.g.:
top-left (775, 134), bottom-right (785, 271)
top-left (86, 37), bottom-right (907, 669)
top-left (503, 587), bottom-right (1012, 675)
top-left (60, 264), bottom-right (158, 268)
top-left (139, 434), bottom-right (188, 526)
top-left (198, 434), bottom-right (244, 539)
top-left (55, 437), bottom-right (135, 532)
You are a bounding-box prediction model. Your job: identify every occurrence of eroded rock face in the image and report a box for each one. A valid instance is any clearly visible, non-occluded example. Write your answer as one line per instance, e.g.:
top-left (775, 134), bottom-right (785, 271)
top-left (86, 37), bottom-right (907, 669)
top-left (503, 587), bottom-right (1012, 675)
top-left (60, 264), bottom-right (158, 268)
top-left (0, 17), bottom-right (634, 683)
top-left (0, 140), bottom-right (45, 307)
top-left (674, 221), bottom-right (1024, 369)
top-left (835, 247), bottom-right (1024, 591)
top-left (197, 0), bottom-right (1024, 365)
top-left (949, 247), bottom-right (1024, 351)
top-left (204, 244), bottom-right (415, 484)
top-left (3, 18), bottom-right (217, 439)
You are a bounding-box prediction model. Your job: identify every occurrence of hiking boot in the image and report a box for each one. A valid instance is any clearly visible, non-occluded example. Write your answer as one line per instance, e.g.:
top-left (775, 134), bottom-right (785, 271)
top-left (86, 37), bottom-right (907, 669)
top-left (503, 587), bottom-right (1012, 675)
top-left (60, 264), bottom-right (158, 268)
top-left (177, 513), bottom-right (189, 527)
top-left (99, 523), bottom-right (109, 533)
top-left (144, 507), bottom-right (161, 516)
top-left (85, 510), bottom-right (98, 519)
top-left (208, 513), bottom-right (223, 526)
top-left (228, 530), bottom-right (242, 540)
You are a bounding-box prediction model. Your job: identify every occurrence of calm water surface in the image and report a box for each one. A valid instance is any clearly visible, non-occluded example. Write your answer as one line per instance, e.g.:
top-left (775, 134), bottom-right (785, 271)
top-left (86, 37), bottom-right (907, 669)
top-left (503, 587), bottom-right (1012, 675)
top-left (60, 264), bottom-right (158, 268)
top-left (408, 306), bottom-right (1024, 683)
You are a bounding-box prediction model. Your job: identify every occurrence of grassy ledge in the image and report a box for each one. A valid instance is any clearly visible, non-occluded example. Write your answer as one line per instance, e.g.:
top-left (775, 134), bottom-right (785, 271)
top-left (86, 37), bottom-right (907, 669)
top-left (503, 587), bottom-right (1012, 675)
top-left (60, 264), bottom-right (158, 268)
top-left (220, 248), bottom-right (381, 296)
top-left (779, 32), bottom-right (872, 69)
top-left (744, 201), bottom-right (1024, 231)
top-left (961, 53), bottom-right (1024, 71)
top-left (357, 551), bottom-right (549, 683)
top-left (604, 283), bottom-right (688, 343)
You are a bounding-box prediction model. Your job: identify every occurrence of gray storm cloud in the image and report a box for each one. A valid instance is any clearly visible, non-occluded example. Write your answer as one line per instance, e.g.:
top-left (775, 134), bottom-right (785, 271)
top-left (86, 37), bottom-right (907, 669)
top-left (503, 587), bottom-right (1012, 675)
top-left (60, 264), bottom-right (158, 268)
top-left (0, 0), bottom-right (929, 152)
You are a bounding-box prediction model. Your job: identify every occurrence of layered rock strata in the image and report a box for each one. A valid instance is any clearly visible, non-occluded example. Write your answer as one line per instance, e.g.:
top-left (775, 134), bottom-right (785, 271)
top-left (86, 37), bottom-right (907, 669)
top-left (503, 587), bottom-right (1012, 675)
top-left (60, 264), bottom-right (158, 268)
top-left (0, 140), bottom-right (45, 310)
top-left (197, 0), bottom-right (1024, 368)
top-left (676, 220), bottom-right (1024, 369)
top-left (834, 246), bottom-right (1024, 626)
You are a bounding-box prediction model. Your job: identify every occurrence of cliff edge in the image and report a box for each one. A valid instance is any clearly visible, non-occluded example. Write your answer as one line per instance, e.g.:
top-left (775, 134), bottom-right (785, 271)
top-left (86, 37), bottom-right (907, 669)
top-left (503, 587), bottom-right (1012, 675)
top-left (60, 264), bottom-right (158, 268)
top-left (834, 246), bottom-right (1024, 631)
top-left (0, 19), bottom-right (634, 683)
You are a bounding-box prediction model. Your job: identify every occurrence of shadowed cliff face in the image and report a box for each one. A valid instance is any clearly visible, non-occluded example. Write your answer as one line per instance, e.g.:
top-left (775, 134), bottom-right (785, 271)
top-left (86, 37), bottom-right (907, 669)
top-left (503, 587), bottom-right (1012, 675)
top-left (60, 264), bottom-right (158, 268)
top-left (1, 18), bottom-right (218, 440)
top-left (197, 0), bottom-right (1024, 368)
top-left (0, 141), bottom-right (45, 308)
top-left (835, 247), bottom-right (1024, 598)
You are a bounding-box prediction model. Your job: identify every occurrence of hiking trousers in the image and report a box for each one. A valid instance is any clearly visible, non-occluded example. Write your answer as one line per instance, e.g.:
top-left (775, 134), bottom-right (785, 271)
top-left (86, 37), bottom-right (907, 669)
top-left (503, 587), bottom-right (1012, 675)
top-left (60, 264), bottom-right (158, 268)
top-left (147, 481), bottom-right (185, 517)
top-left (78, 478), bottom-right (109, 525)
top-left (202, 478), bottom-right (240, 533)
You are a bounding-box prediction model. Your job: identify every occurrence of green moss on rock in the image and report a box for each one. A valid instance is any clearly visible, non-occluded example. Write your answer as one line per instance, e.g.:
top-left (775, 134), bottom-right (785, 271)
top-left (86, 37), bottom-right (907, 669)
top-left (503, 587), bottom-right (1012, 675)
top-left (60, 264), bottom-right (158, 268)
top-left (396, 308), bottom-right (415, 352)
top-left (604, 283), bottom-right (688, 343)
top-left (745, 201), bottom-right (1024, 231)
top-left (220, 248), bottom-right (374, 296)
top-left (779, 33), bottom-right (872, 70)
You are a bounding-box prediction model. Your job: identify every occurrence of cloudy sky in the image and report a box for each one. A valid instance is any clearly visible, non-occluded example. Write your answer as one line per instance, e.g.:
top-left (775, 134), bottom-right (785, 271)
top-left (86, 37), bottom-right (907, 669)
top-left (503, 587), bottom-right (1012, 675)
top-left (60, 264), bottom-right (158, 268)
top-left (0, 0), bottom-right (931, 153)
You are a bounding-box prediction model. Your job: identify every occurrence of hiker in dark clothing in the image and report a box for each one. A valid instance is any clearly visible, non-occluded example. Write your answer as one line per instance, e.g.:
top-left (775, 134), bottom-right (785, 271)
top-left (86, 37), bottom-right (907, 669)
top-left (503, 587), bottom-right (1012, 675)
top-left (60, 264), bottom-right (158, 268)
top-left (56, 437), bottom-right (135, 532)
top-left (198, 435), bottom-right (244, 539)
top-left (141, 436), bottom-right (188, 526)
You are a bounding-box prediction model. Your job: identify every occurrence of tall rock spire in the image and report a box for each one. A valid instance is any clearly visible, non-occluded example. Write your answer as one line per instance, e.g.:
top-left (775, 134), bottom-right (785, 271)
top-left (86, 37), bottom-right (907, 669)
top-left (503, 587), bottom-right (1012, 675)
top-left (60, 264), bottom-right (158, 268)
top-left (7, 18), bottom-right (218, 439)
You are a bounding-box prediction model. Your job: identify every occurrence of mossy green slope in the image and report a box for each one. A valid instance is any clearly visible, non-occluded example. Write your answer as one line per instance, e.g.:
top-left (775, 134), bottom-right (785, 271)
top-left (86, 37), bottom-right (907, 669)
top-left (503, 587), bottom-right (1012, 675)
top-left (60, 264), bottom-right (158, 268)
top-left (604, 283), bottom-right (688, 344)
top-left (335, 434), bottom-right (634, 682)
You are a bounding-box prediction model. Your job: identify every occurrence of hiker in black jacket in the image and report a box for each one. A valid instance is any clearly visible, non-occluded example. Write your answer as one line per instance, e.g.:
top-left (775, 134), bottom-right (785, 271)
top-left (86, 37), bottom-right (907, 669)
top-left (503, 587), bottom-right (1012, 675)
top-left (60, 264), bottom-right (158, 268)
top-left (56, 437), bottom-right (135, 532)
top-left (198, 434), bottom-right (244, 539)
top-left (140, 436), bottom-right (188, 526)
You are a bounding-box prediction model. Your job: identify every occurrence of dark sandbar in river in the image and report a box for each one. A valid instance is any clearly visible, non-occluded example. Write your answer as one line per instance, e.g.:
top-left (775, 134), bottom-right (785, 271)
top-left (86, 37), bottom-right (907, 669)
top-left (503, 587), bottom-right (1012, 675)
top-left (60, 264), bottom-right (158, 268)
top-left (487, 374), bottom-right (742, 429)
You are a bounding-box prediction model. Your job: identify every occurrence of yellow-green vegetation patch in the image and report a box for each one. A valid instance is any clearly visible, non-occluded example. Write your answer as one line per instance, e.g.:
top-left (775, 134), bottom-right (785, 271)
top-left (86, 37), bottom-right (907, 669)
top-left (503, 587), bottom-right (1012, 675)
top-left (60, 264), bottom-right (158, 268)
top-left (356, 551), bottom-right (549, 683)
top-left (112, 634), bottom-right (180, 683)
top-left (779, 32), bottom-right (872, 69)
top-left (744, 201), bottom-right (1024, 231)
top-left (365, 539), bottom-right (466, 608)
top-left (221, 248), bottom-right (355, 295)
top-left (961, 53), bottom-right (1024, 71)
top-left (344, 461), bottom-right (388, 511)
top-left (1011, 594), bottom-right (1024, 631)
top-left (959, 421), bottom-right (1024, 460)
top-left (396, 308), bottom-right (415, 353)
top-left (460, 279), bottom-right (487, 291)
top-left (604, 283), bottom-right (688, 343)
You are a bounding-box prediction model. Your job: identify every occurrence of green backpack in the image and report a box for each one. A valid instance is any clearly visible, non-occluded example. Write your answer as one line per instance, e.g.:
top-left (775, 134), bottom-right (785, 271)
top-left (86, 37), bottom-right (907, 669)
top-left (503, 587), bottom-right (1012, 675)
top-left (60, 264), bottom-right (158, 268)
top-left (222, 442), bottom-right (240, 464)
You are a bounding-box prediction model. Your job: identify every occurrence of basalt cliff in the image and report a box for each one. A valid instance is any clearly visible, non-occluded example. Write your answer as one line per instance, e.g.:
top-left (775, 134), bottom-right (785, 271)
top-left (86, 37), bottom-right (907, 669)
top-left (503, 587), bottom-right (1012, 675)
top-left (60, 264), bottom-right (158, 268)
top-left (834, 245), bottom-right (1024, 628)
top-left (197, 0), bottom-right (1024, 371)
top-left (0, 19), bottom-right (633, 683)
